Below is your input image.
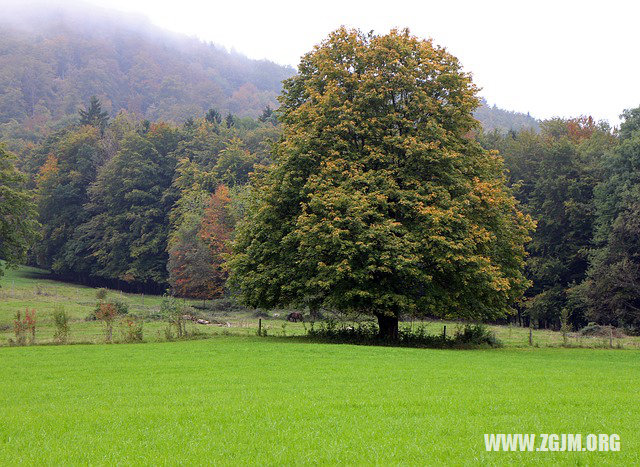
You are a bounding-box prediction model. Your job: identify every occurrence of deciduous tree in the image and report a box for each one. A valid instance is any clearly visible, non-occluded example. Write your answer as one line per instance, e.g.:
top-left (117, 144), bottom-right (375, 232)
top-left (0, 145), bottom-right (39, 279)
top-left (229, 28), bottom-right (533, 338)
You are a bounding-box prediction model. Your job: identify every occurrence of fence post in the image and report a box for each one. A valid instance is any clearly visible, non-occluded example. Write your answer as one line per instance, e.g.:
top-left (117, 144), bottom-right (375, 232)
top-left (443, 325), bottom-right (446, 339)
top-left (609, 327), bottom-right (613, 348)
top-left (258, 318), bottom-right (262, 336)
top-left (529, 326), bottom-right (533, 346)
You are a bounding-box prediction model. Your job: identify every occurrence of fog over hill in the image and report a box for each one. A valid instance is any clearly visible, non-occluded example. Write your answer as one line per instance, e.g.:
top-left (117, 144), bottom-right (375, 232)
top-left (0, 1), bottom-right (538, 150)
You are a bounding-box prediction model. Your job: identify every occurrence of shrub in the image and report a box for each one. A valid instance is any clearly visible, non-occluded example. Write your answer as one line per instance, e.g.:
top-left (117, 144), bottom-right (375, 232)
top-left (24, 309), bottom-right (36, 345)
top-left (9, 309), bottom-right (37, 346)
top-left (579, 323), bottom-right (625, 338)
top-left (306, 321), bottom-right (502, 348)
top-left (453, 324), bottom-right (500, 347)
top-left (110, 298), bottom-right (129, 315)
top-left (96, 303), bottom-right (117, 343)
top-left (87, 298), bottom-right (129, 320)
top-left (160, 295), bottom-right (187, 339)
top-left (12, 310), bottom-right (27, 346)
top-left (120, 317), bottom-right (143, 343)
top-left (95, 288), bottom-right (109, 300)
top-left (52, 307), bottom-right (69, 344)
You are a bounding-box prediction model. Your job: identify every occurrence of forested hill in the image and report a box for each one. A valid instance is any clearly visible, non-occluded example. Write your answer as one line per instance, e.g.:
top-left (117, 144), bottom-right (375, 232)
top-left (0, 2), bottom-right (294, 149)
top-left (0, 2), bottom-right (537, 151)
top-left (475, 99), bottom-right (540, 133)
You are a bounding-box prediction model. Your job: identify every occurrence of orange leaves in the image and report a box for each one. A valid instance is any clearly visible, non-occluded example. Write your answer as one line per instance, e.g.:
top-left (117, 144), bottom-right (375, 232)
top-left (37, 154), bottom-right (58, 184)
top-left (566, 116), bottom-right (597, 143)
top-left (200, 185), bottom-right (233, 253)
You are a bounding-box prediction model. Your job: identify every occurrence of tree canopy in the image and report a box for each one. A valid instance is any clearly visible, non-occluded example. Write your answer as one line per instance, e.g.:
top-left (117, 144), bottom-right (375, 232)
top-left (229, 28), bottom-right (534, 337)
top-left (0, 145), bottom-right (39, 279)
top-left (586, 108), bottom-right (640, 331)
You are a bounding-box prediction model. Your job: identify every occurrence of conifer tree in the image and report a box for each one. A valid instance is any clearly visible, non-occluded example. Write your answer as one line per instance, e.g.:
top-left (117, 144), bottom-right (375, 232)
top-left (79, 96), bottom-right (109, 133)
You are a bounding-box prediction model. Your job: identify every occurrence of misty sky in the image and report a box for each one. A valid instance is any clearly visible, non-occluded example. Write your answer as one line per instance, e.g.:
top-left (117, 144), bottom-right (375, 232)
top-left (50, 1), bottom-right (640, 124)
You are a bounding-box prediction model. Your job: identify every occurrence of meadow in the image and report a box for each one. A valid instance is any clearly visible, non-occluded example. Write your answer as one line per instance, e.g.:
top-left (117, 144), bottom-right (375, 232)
top-left (2, 266), bottom-right (640, 349)
top-left (1, 267), bottom-right (640, 464)
top-left (1, 338), bottom-right (638, 465)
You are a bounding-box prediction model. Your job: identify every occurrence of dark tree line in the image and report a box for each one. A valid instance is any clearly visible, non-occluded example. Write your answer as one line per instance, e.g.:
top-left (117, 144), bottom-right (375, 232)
top-left (482, 111), bottom-right (640, 332)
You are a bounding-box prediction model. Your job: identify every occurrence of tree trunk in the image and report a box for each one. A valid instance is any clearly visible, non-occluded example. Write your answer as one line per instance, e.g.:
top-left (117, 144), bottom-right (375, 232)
top-left (376, 313), bottom-right (399, 340)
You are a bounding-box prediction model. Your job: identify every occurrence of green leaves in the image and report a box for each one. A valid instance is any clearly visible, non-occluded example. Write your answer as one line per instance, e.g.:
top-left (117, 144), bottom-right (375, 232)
top-left (81, 131), bottom-right (177, 286)
top-left (0, 145), bottom-right (39, 278)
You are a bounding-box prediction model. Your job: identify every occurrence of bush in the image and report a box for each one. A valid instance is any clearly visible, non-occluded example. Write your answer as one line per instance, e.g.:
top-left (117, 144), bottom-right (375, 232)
top-left (96, 303), bottom-right (117, 343)
top-left (12, 310), bottom-right (27, 346)
top-left (306, 321), bottom-right (502, 348)
top-left (95, 288), bottom-right (109, 300)
top-left (87, 298), bottom-right (129, 320)
top-left (10, 309), bottom-right (36, 346)
top-left (579, 323), bottom-right (625, 338)
top-left (453, 324), bottom-right (500, 347)
top-left (110, 298), bottom-right (129, 315)
top-left (24, 309), bottom-right (36, 345)
top-left (120, 317), bottom-right (143, 343)
top-left (160, 295), bottom-right (187, 339)
top-left (52, 306), bottom-right (69, 344)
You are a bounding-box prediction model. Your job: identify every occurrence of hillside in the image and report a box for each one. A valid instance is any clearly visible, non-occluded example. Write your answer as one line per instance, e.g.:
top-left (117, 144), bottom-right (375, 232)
top-left (0, 2), bottom-right (294, 149)
top-left (0, 2), bottom-right (538, 152)
top-left (475, 98), bottom-right (540, 133)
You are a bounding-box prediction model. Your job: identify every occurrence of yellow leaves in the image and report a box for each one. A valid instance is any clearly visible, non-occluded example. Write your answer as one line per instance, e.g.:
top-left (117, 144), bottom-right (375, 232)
top-left (37, 153), bottom-right (58, 185)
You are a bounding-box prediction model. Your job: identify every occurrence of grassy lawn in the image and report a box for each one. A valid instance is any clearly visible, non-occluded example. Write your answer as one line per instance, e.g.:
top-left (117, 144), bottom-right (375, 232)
top-left (0, 337), bottom-right (638, 465)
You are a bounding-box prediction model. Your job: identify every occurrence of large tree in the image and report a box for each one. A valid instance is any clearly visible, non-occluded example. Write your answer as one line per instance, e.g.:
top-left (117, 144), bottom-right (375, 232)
top-left (34, 126), bottom-right (105, 276)
top-left (0, 145), bottom-right (39, 279)
top-left (229, 28), bottom-right (533, 338)
top-left (80, 126), bottom-right (179, 290)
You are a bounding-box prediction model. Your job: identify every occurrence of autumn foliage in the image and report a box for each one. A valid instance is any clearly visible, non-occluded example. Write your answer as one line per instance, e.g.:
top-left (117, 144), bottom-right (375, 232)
top-left (168, 185), bottom-right (234, 299)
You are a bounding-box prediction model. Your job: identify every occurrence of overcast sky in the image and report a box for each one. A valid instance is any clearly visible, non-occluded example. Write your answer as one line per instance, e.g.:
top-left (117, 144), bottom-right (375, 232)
top-left (79, 0), bottom-right (639, 124)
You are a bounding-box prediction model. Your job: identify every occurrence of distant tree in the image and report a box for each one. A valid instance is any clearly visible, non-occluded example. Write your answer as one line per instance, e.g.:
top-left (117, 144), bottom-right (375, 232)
top-left (258, 106), bottom-right (272, 122)
top-left (225, 113), bottom-right (235, 128)
top-left (0, 145), bottom-right (39, 279)
top-left (80, 129), bottom-right (178, 289)
top-left (213, 138), bottom-right (256, 186)
top-left (167, 184), bottom-right (219, 299)
top-left (258, 105), bottom-right (277, 124)
top-left (34, 126), bottom-right (104, 276)
top-left (205, 108), bottom-right (222, 125)
top-left (167, 208), bottom-right (219, 299)
top-left (480, 117), bottom-right (614, 328)
top-left (199, 185), bottom-right (234, 298)
top-left (229, 28), bottom-right (534, 338)
top-left (79, 96), bottom-right (109, 133)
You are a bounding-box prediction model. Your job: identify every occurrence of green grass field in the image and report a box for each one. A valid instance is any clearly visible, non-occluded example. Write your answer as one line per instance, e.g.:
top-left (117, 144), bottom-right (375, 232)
top-left (1, 338), bottom-right (638, 465)
top-left (1, 266), bottom-right (640, 464)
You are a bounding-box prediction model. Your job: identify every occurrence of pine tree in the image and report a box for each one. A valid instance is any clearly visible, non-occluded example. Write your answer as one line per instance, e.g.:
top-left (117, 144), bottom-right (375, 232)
top-left (78, 96), bottom-right (109, 133)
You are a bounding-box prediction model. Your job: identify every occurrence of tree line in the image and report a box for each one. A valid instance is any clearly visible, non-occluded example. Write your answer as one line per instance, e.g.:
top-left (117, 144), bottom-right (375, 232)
top-left (7, 98), bottom-right (278, 295)
top-left (481, 112), bottom-right (640, 332)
